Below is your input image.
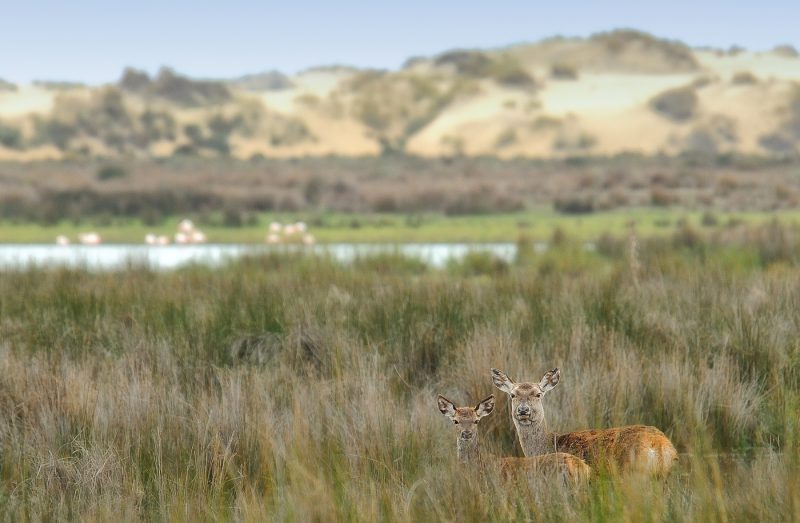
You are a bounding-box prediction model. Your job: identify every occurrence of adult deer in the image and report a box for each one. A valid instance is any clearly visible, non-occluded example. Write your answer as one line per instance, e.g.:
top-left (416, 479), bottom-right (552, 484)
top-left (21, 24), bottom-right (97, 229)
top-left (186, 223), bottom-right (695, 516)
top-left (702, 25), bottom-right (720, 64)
top-left (436, 394), bottom-right (591, 484)
top-left (491, 368), bottom-right (677, 477)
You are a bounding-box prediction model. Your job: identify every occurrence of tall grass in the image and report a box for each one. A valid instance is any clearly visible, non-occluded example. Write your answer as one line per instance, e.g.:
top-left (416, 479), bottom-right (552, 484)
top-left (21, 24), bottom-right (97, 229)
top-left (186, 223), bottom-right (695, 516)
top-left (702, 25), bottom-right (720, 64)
top-left (0, 235), bottom-right (798, 520)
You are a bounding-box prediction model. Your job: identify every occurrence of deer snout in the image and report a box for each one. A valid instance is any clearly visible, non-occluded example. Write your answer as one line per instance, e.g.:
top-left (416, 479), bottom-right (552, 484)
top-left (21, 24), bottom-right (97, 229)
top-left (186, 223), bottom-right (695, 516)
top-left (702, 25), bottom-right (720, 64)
top-left (516, 405), bottom-right (531, 417)
top-left (460, 430), bottom-right (475, 440)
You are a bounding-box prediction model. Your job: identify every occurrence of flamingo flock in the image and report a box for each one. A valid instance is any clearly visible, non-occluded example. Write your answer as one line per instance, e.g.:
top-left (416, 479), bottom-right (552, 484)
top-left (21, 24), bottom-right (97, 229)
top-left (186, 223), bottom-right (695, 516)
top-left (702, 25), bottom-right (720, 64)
top-left (266, 221), bottom-right (315, 245)
top-left (144, 219), bottom-right (207, 246)
top-left (55, 218), bottom-right (316, 247)
top-left (54, 232), bottom-right (103, 246)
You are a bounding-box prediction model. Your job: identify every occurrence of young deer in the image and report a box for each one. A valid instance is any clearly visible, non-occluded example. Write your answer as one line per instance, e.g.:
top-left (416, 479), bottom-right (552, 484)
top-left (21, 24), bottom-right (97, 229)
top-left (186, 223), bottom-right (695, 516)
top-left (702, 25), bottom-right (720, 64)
top-left (491, 368), bottom-right (677, 477)
top-left (436, 394), bottom-right (591, 484)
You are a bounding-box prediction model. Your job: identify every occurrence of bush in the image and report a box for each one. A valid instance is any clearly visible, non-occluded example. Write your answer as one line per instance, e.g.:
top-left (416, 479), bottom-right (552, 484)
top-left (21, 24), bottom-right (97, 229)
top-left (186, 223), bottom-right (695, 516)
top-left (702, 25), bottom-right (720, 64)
top-left (701, 212), bottom-right (719, 227)
top-left (773, 44), bottom-right (799, 57)
top-left (550, 63), bottom-right (579, 80)
top-left (149, 67), bottom-right (231, 107)
top-left (118, 68), bottom-right (151, 92)
top-left (434, 50), bottom-right (492, 76)
top-left (759, 133), bottom-right (795, 155)
top-left (554, 196), bottom-right (595, 214)
top-left (651, 187), bottom-right (677, 206)
top-left (34, 119), bottom-right (77, 149)
top-left (0, 78), bottom-right (17, 91)
top-left (490, 57), bottom-right (535, 87)
top-left (649, 86), bottom-right (698, 121)
top-left (0, 123), bottom-right (21, 148)
top-left (222, 206), bottom-right (245, 227)
top-left (96, 164), bottom-right (127, 181)
top-left (731, 71), bottom-right (758, 85)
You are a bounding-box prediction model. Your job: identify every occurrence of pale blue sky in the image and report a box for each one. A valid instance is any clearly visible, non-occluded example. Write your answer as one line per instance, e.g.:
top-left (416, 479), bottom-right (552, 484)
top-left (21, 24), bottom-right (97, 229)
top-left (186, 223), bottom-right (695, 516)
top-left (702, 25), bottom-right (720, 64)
top-left (1, 0), bottom-right (798, 84)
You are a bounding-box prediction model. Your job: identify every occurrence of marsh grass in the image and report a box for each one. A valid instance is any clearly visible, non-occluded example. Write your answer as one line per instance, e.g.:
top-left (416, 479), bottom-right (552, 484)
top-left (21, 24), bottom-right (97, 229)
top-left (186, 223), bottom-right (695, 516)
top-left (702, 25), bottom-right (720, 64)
top-left (0, 232), bottom-right (799, 520)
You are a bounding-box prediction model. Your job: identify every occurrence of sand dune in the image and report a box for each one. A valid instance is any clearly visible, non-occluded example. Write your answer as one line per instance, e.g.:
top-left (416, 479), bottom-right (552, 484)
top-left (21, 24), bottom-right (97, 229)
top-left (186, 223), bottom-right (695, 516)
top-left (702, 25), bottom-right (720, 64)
top-left (1, 31), bottom-right (799, 160)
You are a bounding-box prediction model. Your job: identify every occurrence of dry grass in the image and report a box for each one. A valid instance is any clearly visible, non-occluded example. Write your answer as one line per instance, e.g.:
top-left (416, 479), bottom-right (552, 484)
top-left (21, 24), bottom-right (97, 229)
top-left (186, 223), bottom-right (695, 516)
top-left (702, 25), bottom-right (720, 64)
top-left (0, 231), bottom-right (798, 519)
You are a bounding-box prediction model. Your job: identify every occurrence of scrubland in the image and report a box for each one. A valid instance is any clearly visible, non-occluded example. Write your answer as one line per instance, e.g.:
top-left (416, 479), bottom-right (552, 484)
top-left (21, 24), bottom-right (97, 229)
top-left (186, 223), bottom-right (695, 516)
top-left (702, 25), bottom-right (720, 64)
top-left (0, 223), bottom-right (798, 520)
top-left (3, 156), bottom-right (800, 227)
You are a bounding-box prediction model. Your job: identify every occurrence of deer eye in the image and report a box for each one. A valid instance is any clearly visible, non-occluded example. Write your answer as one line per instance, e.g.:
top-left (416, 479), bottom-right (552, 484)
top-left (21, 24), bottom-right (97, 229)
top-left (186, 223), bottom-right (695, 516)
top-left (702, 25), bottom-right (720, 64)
top-left (535, 393), bottom-right (542, 398)
top-left (510, 393), bottom-right (516, 399)
top-left (453, 420), bottom-right (459, 425)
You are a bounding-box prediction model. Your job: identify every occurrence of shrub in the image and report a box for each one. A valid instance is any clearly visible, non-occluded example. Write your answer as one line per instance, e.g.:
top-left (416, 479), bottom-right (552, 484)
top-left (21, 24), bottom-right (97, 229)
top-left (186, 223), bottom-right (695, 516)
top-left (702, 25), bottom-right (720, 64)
top-left (34, 119), bottom-right (77, 149)
top-left (773, 44), bottom-right (799, 57)
top-left (149, 67), bottom-right (231, 106)
top-left (96, 164), bottom-right (127, 181)
top-left (592, 29), bottom-right (699, 71)
top-left (554, 196), bottom-right (595, 214)
top-left (118, 68), bottom-right (151, 92)
top-left (0, 123), bottom-right (21, 148)
top-left (758, 133), bottom-right (795, 155)
top-left (651, 187), bottom-right (677, 206)
top-left (701, 212), bottom-right (719, 227)
top-left (731, 71), bottom-right (758, 85)
top-left (649, 86), bottom-right (698, 121)
top-left (490, 57), bottom-right (535, 87)
top-left (434, 50), bottom-right (492, 76)
top-left (222, 206), bottom-right (244, 227)
top-left (550, 63), bottom-right (579, 80)
top-left (0, 78), bottom-right (17, 91)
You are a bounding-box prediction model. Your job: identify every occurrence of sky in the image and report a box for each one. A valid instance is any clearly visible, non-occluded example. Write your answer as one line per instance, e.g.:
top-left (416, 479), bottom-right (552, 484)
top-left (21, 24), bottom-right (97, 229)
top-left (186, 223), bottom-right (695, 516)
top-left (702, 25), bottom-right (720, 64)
top-left (1, 0), bottom-right (799, 84)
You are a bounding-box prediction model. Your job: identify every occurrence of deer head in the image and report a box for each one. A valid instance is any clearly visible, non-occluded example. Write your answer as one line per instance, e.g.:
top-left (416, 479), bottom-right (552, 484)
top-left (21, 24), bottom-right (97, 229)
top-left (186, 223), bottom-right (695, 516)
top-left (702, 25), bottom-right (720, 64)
top-left (491, 368), bottom-right (560, 427)
top-left (437, 394), bottom-right (495, 444)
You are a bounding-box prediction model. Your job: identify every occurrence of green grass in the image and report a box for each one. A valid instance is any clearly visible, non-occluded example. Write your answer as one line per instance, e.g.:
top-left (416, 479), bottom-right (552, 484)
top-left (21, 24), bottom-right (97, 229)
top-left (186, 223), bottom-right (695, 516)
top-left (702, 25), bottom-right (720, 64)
top-left (3, 208), bottom-right (800, 244)
top-left (0, 230), bottom-right (799, 520)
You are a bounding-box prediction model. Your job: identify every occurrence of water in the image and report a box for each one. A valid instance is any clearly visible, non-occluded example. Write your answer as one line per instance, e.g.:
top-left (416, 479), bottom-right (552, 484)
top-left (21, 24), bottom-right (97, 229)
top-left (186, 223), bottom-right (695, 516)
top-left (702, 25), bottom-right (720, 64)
top-left (0, 243), bottom-right (525, 271)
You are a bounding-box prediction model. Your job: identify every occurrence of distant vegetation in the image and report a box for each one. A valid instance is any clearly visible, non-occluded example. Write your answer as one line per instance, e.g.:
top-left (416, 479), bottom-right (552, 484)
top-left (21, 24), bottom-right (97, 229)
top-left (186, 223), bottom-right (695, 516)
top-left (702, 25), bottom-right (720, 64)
top-left (232, 70), bottom-right (294, 91)
top-left (591, 29), bottom-right (699, 71)
top-left (32, 80), bottom-right (86, 90)
top-left (118, 67), bottom-right (231, 106)
top-left (550, 63), bottom-right (579, 80)
top-left (773, 44), bottom-right (799, 57)
top-left (2, 30), bottom-right (800, 159)
top-left (731, 71), bottom-right (758, 85)
top-left (649, 85), bottom-right (698, 121)
top-left (2, 156), bottom-right (800, 225)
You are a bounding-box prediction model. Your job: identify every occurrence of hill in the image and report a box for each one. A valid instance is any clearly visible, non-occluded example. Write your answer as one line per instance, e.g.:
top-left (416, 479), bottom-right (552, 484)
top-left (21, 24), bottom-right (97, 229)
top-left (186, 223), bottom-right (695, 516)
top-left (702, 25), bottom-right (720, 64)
top-left (1, 30), bottom-right (800, 160)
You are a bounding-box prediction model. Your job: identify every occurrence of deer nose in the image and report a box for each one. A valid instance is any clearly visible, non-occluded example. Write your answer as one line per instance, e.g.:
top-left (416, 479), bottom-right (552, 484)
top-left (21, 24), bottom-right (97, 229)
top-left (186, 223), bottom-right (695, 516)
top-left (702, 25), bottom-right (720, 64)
top-left (517, 406), bottom-right (530, 416)
top-left (460, 431), bottom-right (474, 440)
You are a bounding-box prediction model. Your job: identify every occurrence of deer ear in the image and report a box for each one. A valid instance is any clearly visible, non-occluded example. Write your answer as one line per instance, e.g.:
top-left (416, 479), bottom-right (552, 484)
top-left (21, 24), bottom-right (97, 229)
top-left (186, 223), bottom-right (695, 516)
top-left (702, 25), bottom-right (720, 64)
top-left (475, 395), bottom-right (495, 419)
top-left (437, 395), bottom-right (457, 420)
top-left (539, 368), bottom-right (560, 394)
top-left (491, 368), bottom-right (515, 395)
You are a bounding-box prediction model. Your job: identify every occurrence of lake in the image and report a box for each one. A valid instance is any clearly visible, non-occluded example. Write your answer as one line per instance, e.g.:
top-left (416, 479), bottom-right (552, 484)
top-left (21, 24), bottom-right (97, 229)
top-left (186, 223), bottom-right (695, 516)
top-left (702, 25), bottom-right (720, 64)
top-left (0, 243), bottom-right (538, 270)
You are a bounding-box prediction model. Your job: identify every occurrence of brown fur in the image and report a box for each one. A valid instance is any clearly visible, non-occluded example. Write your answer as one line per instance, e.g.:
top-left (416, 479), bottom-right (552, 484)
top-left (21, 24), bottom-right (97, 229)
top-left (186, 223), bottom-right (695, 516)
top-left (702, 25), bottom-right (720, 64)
top-left (492, 368), bottom-right (678, 477)
top-left (556, 425), bottom-right (678, 477)
top-left (498, 454), bottom-right (591, 484)
top-left (436, 394), bottom-right (591, 485)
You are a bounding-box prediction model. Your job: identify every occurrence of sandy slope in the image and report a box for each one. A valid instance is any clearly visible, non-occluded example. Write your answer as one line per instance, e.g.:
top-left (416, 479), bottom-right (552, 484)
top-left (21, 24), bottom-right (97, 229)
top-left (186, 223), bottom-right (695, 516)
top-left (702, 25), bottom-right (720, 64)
top-left (0, 86), bottom-right (57, 117)
top-left (1, 35), bottom-right (799, 160)
top-left (695, 50), bottom-right (800, 81)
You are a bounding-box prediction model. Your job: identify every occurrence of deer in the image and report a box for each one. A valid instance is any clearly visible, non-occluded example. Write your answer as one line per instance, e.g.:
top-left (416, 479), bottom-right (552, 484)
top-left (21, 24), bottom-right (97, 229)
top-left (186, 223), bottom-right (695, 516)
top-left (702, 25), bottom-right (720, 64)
top-left (437, 394), bottom-right (591, 484)
top-left (491, 368), bottom-right (677, 477)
